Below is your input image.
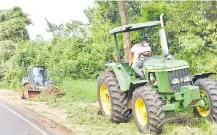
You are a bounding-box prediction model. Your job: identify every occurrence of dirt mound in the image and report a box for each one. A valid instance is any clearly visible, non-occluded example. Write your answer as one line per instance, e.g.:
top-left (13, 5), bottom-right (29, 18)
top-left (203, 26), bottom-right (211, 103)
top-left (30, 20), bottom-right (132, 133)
top-left (41, 86), bottom-right (65, 97)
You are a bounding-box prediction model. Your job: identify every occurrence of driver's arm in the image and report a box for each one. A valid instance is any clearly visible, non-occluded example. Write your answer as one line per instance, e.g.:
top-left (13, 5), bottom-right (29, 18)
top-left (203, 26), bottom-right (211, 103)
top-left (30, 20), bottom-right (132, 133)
top-left (141, 51), bottom-right (152, 56)
top-left (142, 46), bottom-right (152, 56)
top-left (149, 51), bottom-right (152, 56)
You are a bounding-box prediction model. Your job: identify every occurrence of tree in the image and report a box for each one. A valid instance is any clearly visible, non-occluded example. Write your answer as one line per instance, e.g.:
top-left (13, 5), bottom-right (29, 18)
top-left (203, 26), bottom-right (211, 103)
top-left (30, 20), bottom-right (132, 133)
top-left (0, 7), bottom-right (31, 41)
top-left (2, 2), bottom-right (217, 89)
top-left (45, 18), bottom-right (65, 36)
top-left (35, 34), bottom-right (44, 42)
top-left (118, 0), bottom-right (131, 63)
top-left (46, 18), bottom-right (87, 38)
top-left (0, 7), bottom-right (31, 64)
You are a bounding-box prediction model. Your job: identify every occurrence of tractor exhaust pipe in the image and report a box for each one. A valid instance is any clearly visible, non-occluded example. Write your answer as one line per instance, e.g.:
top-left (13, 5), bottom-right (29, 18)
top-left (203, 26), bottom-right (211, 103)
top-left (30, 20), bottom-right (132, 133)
top-left (159, 13), bottom-right (169, 56)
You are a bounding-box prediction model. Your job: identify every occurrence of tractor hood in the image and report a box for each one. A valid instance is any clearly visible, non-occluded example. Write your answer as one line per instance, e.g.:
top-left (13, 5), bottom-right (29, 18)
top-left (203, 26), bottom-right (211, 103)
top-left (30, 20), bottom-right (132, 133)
top-left (144, 59), bottom-right (189, 71)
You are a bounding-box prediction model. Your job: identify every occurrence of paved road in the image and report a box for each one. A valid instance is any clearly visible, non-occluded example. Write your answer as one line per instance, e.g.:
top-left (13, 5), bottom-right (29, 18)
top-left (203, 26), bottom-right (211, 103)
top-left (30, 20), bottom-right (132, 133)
top-left (0, 101), bottom-right (50, 135)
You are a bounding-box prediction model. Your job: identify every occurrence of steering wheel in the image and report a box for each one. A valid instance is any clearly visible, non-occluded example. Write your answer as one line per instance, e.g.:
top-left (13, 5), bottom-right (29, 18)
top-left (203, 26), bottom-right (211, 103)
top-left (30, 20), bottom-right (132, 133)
top-left (138, 51), bottom-right (152, 60)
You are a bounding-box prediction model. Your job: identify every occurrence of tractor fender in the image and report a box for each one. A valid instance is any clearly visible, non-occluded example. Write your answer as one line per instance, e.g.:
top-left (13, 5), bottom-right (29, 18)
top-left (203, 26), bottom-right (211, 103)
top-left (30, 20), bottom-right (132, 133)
top-left (192, 72), bottom-right (216, 83)
top-left (130, 80), bottom-right (148, 89)
top-left (105, 63), bottom-right (131, 92)
top-left (128, 80), bottom-right (148, 99)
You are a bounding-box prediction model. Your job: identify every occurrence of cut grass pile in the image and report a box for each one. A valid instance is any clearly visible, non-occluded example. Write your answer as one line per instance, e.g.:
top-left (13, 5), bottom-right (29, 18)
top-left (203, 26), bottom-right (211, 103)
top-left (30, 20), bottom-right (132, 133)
top-left (36, 79), bottom-right (217, 135)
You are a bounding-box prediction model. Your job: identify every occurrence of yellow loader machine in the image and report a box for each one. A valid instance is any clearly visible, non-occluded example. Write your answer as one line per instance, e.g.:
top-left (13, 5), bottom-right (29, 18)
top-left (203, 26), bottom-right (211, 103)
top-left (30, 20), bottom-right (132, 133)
top-left (21, 66), bottom-right (53, 99)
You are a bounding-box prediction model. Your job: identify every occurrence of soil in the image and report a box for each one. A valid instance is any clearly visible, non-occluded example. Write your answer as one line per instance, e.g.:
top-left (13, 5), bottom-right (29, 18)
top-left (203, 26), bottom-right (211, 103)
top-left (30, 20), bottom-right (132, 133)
top-left (0, 89), bottom-right (73, 135)
top-left (1, 89), bottom-right (217, 135)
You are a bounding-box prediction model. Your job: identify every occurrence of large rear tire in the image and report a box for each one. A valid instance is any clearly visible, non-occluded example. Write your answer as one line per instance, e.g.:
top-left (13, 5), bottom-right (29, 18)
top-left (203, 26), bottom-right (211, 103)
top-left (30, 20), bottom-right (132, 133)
top-left (193, 78), bottom-right (217, 121)
top-left (97, 71), bottom-right (130, 123)
top-left (132, 85), bottom-right (164, 134)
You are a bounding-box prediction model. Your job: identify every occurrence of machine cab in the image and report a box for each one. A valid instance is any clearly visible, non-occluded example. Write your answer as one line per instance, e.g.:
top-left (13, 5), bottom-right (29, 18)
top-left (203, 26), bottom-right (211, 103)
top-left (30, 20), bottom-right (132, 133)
top-left (28, 66), bottom-right (48, 86)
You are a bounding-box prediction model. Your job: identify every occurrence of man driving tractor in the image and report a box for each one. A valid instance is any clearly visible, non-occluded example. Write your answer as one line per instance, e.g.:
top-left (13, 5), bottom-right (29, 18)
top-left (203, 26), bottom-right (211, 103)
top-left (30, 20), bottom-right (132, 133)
top-left (129, 37), bottom-right (152, 78)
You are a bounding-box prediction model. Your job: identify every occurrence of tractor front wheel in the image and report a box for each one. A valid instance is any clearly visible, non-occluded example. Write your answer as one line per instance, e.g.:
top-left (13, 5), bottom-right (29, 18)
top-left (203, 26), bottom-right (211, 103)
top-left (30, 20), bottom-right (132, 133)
top-left (97, 71), bottom-right (130, 123)
top-left (193, 78), bottom-right (217, 121)
top-left (132, 85), bottom-right (164, 134)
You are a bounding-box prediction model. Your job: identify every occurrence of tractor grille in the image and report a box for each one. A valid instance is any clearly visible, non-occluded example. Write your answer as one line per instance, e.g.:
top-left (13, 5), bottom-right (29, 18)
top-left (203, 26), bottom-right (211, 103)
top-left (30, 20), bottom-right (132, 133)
top-left (168, 68), bottom-right (192, 92)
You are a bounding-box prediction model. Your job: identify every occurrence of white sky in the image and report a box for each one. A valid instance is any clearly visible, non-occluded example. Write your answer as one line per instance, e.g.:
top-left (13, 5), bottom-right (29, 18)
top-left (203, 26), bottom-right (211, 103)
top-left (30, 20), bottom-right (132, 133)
top-left (0, 0), bottom-right (94, 40)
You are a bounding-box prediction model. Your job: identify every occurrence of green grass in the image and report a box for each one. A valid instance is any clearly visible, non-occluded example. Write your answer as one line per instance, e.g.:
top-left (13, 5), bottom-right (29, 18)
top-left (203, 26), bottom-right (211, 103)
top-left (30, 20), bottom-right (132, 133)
top-left (60, 79), bottom-right (97, 102)
top-left (35, 79), bottom-right (217, 135)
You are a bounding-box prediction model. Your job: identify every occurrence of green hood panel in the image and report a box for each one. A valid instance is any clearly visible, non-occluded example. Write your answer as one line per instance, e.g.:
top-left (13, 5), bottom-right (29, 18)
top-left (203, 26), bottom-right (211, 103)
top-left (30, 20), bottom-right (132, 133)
top-left (144, 59), bottom-right (189, 71)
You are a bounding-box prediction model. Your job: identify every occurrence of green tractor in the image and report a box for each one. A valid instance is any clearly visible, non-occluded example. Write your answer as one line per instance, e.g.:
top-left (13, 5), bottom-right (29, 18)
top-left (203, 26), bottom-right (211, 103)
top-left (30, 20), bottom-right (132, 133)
top-left (97, 14), bottom-right (217, 134)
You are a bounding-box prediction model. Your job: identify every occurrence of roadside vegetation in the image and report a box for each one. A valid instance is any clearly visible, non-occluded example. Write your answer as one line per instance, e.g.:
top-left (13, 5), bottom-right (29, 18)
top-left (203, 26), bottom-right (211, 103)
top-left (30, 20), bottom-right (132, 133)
top-left (0, 1), bottom-right (217, 88)
top-left (36, 79), bottom-right (217, 135)
top-left (0, 1), bottom-right (217, 135)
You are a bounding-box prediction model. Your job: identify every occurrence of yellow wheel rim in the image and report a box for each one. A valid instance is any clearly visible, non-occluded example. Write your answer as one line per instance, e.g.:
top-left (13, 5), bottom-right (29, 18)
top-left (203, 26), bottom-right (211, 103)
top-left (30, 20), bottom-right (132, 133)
top-left (100, 84), bottom-right (111, 115)
top-left (135, 98), bottom-right (147, 126)
top-left (196, 90), bottom-right (210, 117)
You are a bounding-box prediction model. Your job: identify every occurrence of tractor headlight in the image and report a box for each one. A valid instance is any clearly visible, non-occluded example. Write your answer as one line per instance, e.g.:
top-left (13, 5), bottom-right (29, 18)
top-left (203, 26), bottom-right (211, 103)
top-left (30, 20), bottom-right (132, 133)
top-left (172, 78), bottom-right (179, 84)
top-left (184, 76), bottom-right (191, 82)
top-left (172, 77), bottom-right (190, 84)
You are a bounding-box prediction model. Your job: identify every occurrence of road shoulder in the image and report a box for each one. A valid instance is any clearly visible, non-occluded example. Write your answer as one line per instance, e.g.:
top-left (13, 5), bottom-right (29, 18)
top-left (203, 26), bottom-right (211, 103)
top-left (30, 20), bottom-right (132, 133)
top-left (0, 90), bottom-right (73, 135)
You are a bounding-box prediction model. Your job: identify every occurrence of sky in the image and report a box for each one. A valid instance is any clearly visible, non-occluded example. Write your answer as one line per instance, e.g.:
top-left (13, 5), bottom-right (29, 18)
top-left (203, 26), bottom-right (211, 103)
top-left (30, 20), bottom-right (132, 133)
top-left (0, 0), bottom-right (94, 40)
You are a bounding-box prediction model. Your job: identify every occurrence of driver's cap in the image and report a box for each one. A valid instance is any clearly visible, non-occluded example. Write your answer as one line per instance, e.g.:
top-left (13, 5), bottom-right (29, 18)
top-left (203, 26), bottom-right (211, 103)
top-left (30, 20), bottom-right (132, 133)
top-left (143, 37), bottom-right (150, 43)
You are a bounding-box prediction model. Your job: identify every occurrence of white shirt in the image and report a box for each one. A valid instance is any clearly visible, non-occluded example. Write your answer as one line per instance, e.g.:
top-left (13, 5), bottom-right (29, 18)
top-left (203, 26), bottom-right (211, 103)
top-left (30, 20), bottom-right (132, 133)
top-left (131, 43), bottom-right (151, 63)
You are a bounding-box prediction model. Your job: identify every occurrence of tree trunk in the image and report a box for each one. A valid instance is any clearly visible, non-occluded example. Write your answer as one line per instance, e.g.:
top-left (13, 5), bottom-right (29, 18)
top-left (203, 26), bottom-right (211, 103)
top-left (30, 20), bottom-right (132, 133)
top-left (118, 0), bottom-right (130, 63)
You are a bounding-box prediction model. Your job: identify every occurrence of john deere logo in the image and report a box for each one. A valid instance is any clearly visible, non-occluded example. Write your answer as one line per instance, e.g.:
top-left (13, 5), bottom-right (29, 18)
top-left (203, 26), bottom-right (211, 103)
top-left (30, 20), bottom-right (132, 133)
top-left (179, 78), bottom-right (184, 82)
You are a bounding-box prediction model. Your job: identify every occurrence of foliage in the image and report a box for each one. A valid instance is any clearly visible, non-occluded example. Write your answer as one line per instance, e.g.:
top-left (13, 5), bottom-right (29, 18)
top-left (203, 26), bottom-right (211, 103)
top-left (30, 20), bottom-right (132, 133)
top-left (0, 7), bottom-right (31, 85)
top-left (35, 79), bottom-right (217, 135)
top-left (1, 1), bottom-right (217, 88)
top-left (0, 40), bottom-right (16, 62)
top-left (62, 79), bottom-right (97, 102)
top-left (166, 2), bottom-right (217, 74)
top-left (0, 7), bottom-right (31, 41)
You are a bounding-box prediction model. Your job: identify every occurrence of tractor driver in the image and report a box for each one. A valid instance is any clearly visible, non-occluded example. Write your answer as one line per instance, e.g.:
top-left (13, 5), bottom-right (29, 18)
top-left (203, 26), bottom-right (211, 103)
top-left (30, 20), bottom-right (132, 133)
top-left (129, 37), bottom-right (152, 78)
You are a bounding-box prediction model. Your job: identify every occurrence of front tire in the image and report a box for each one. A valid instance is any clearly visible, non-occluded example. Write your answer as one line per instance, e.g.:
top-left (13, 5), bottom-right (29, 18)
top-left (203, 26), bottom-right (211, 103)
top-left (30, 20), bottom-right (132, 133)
top-left (193, 78), bottom-right (217, 121)
top-left (132, 86), bottom-right (164, 134)
top-left (97, 71), bottom-right (130, 123)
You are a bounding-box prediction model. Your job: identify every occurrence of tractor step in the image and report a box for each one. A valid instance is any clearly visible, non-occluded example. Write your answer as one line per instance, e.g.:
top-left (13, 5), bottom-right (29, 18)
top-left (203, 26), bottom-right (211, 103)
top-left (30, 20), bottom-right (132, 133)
top-left (85, 100), bottom-right (102, 115)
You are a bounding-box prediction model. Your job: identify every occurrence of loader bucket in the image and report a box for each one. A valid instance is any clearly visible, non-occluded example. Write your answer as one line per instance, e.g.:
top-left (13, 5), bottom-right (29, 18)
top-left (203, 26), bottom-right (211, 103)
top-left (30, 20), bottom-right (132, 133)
top-left (28, 91), bottom-right (41, 98)
top-left (21, 83), bottom-right (44, 99)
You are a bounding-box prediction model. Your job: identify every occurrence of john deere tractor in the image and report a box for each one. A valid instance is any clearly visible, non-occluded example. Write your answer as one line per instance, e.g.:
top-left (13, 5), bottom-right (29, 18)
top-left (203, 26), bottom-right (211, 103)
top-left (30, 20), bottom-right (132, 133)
top-left (21, 66), bottom-right (53, 99)
top-left (97, 14), bottom-right (217, 134)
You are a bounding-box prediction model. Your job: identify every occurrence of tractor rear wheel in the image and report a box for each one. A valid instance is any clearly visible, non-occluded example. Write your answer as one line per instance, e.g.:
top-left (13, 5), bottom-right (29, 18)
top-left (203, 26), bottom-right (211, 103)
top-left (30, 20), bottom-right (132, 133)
top-left (132, 85), bottom-right (164, 134)
top-left (97, 71), bottom-right (130, 123)
top-left (193, 78), bottom-right (217, 121)
top-left (21, 84), bottom-right (30, 99)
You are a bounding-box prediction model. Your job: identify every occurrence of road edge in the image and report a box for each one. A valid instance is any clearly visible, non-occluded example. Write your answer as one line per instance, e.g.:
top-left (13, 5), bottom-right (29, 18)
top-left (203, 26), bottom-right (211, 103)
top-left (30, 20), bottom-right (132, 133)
top-left (0, 94), bottom-right (73, 135)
